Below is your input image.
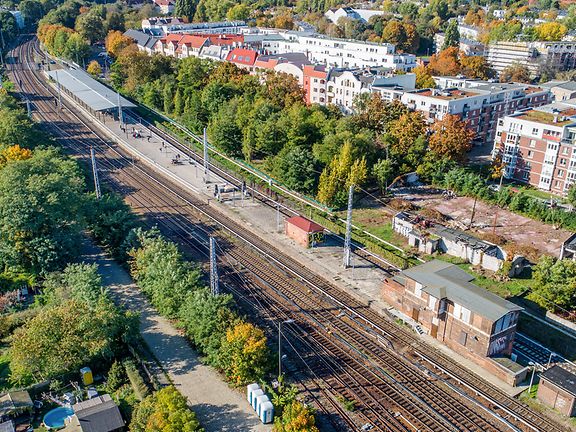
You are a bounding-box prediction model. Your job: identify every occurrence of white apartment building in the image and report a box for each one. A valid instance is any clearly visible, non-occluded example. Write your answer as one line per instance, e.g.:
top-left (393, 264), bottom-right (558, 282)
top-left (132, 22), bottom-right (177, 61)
top-left (486, 41), bottom-right (576, 76)
top-left (142, 18), bottom-right (248, 36)
top-left (433, 34), bottom-right (485, 56)
top-left (276, 33), bottom-right (416, 70)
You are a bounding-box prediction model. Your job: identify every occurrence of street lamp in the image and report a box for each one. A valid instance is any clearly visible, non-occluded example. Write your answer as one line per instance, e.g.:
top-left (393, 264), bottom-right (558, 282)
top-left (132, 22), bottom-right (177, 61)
top-left (278, 319), bottom-right (294, 379)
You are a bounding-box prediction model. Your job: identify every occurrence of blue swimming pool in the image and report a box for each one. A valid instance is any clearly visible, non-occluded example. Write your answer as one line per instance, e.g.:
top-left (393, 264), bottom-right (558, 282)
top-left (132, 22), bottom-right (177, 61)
top-left (43, 406), bottom-right (74, 429)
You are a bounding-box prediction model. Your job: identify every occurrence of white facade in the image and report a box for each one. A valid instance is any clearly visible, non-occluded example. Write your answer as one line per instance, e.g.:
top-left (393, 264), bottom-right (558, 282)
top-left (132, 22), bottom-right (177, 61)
top-left (487, 41), bottom-right (576, 75)
top-left (324, 7), bottom-right (386, 24)
top-left (142, 19), bottom-right (248, 36)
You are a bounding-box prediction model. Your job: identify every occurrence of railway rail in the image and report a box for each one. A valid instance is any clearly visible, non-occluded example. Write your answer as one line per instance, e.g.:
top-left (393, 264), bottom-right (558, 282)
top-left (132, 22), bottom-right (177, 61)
top-left (9, 35), bottom-right (570, 432)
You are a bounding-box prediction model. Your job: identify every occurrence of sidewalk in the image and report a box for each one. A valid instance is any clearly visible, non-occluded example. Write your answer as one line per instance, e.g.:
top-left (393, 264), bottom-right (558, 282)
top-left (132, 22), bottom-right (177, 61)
top-left (81, 239), bottom-right (271, 432)
top-left (49, 76), bottom-right (523, 397)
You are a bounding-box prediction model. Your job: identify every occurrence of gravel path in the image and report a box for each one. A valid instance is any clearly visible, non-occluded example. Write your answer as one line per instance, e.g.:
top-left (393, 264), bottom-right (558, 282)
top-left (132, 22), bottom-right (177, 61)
top-left (81, 239), bottom-right (271, 432)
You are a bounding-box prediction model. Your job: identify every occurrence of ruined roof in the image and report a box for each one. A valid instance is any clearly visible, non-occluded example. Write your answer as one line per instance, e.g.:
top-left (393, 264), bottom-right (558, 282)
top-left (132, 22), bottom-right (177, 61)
top-left (401, 260), bottom-right (523, 321)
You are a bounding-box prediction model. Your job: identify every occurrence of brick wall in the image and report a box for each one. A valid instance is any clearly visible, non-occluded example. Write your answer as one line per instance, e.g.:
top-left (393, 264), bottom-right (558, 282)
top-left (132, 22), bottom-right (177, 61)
top-left (538, 379), bottom-right (576, 416)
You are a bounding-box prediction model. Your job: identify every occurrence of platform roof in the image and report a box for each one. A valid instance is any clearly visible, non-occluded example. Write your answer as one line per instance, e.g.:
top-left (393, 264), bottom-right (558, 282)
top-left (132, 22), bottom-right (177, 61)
top-left (46, 68), bottom-right (136, 112)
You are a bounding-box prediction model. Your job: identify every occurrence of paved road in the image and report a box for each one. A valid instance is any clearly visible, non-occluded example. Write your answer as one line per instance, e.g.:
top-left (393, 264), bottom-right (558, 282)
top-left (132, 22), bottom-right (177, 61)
top-left (81, 239), bottom-right (271, 432)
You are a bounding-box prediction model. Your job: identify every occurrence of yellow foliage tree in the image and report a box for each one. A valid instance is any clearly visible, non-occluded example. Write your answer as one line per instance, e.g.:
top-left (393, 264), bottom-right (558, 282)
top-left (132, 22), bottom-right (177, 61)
top-left (105, 30), bottom-right (135, 58)
top-left (219, 321), bottom-right (269, 387)
top-left (273, 401), bottom-right (319, 432)
top-left (413, 65), bottom-right (435, 89)
top-left (0, 145), bottom-right (32, 168)
top-left (389, 112), bottom-right (427, 154)
top-left (535, 22), bottom-right (567, 41)
top-left (86, 60), bottom-right (102, 76)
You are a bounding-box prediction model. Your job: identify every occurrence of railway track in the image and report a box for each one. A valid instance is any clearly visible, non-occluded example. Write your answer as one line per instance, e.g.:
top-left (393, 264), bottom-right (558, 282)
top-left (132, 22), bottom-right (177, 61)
top-left (9, 36), bottom-right (570, 432)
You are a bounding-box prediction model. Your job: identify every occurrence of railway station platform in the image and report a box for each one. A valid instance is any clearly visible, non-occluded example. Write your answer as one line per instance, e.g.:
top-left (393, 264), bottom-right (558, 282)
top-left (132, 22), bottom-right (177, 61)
top-left (46, 72), bottom-right (527, 399)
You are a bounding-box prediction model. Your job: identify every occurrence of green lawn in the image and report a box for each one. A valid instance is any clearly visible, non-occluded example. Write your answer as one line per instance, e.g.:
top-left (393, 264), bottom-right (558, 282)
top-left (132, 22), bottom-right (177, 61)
top-left (337, 208), bottom-right (408, 250)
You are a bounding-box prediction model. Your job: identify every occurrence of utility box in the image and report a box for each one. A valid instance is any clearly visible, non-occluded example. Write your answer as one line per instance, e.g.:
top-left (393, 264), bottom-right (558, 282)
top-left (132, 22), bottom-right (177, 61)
top-left (80, 367), bottom-right (93, 386)
top-left (247, 383), bottom-right (260, 406)
top-left (259, 400), bottom-right (274, 424)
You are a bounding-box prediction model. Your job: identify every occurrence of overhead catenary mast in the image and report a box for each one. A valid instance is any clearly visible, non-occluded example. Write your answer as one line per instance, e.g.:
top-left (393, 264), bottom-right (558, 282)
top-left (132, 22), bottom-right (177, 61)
top-left (209, 236), bottom-right (219, 296)
top-left (343, 184), bottom-right (354, 268)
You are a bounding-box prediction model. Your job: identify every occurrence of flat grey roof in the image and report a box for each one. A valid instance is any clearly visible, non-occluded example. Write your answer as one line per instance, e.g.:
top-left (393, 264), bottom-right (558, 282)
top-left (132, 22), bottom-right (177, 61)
top-left (401, 260), bottom-right (523, 322)
top-left (46, 68), bottom-right (136, 112)
top-left (541, 365), bottom-right (576, 396)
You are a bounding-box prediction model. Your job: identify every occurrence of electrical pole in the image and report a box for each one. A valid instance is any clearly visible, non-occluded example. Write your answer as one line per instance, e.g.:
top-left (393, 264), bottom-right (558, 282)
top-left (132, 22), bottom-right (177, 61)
top-left (90, 147), bottom-right (101, 199)
top-left (117, 91), bottom-right (123, 127)
top-left (203, 127), bottom-right (209, 183)
top-left (55, 70), bottom-right (62, 109)
top-left (343, 184), bottom-right (354, 268)
top-left (25, 99), bottom-right (31, 118)
top-left (276, 203), bottom-right (281, 233)
top-left (209, 236), bottom-right (219, 296)
top-left (469, 195), bottom-right (478, 229)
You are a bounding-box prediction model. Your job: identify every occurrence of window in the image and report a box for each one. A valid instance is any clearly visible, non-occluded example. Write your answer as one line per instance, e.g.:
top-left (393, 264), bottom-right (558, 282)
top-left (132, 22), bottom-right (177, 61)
top-left (558, 169), bottom-right (565, 178)
top-left (532, 127), bottom-right (539, 135)
top-left (554, 180), bottom-right (560, 188)
top-left (563, 147), bottom-right (570, 155)
top-left (414, 282), bottom-right (422, 298)
top-left (530, 139), bottom-right (537, 148)
top-left (527, 150), bottom-right (533, 158)
top-left (523, 171), bottom-right (530, 180)
top-left (428, 296), bottom-right (437, 310)
top-left (561, 158), bottom-right (567, 165)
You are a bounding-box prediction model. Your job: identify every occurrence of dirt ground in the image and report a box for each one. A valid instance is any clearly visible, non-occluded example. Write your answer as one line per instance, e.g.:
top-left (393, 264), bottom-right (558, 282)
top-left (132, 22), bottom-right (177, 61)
top-left (393, 186), bottom-right (573, 257)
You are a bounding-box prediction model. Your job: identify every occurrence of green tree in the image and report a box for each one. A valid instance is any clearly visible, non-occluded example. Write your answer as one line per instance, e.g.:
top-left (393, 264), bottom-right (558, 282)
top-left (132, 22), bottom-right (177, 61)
top-left (19, 0), bottom-right (44, 28)
top-left (75, 11), bottom-right (105, 44)
top-left (130, 386), bottom-right (201, 432)
top-left (178, 288), bottom-right (237, 365)
top-left (0, 92), bottom-right (39, 148)
top-left (568, 185), bottom-right (576, 207)
top-left (0, 148), bottom-right (86, 275)
top-left (442, 19), bottom-right (460, 50)
top-left (373, 158), bottom-right (395, 192)
top-left (500, 63), bottom-right (532, 83)
top-left (10, 299), bottom-right (137, 384)
top-left (0, 11), bottom-right (19, 46)
top-left (39, 263), bottom-right (105, 307)
top-left (532, 256), bottom-right (576, 311)
top-left (226, 4), bottom-right (249, 20)
top-left (219, 321), bottom-right (270, 387)
top-left (207, 99), bottom-right (243, 157)
top-left (105, 360), bottom-right (126, 393)
top-left (87, 60), bottom-right (102, 76)
top-left (175, 0), bottom-right (198, 20)
top-left (129, 232), bottom-right (202, 318)
top-left (272, 147), bottom-right (318, 194)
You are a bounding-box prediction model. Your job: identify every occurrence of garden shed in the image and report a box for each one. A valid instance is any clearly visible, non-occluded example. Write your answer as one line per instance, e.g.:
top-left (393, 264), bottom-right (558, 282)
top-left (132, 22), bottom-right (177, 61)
top-left (0, 391), bottom-right (33, 418)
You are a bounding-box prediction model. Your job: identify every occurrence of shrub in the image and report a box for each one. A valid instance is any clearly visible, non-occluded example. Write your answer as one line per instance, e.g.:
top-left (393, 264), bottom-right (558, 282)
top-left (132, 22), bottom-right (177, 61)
top-left (123, 360), bottom-right (150, 401)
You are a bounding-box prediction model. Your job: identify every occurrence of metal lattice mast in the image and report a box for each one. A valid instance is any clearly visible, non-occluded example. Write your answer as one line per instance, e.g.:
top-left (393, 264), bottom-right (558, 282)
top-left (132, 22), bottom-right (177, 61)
top-left (55, 70), bottom-right (62, 109)
top-left (209, 237), bottom-right (219, 296)
top-left (203, 127), bottom-right (210, 183)
top-left (90, 147), bottom-right (101, 199)
top-left (343, 184), bottom-right (354, 268)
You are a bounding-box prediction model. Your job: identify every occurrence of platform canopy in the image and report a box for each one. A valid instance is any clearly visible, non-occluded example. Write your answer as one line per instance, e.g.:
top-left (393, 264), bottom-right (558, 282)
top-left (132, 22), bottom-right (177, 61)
top-left (46, 68), bottom-right (136, 112)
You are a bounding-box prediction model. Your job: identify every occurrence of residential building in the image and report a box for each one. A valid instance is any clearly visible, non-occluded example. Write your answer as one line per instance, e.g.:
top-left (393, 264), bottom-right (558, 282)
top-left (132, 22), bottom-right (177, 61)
top-left (225, 48), bottom-right (258, 70)
top-left (124, 29), bottom-right (158, 54)
top-left (382, 260), bottom-right (523, 358)
top-left (254, 53), bottom-right (311, 84)
top-left (142, 18), bottom-right (247, 36)
top-left (457, 23), bottom-right (481, 41)
top-left (541, 80), bottom-right (576, 102)
top-left (537, 365), bottom-right (576, 416)
top-left (402, 83), bottom-right (551, 145)
top-left (302, 65), bottom-right (328, 105)
top-left (324, 7), bottom-right (386, 24)
top-left (493, 101), bottom-right (576, 195)
top-left (486, 41), bottom-right (576, 76)
top-left (392, 212), bottom-right (506, 272)
top-left (153, 0), bottom-right (174, 14)
top-left (433, 33), bottom-right (485, 56)
top-left (154, 34), bottom-right (209, 58)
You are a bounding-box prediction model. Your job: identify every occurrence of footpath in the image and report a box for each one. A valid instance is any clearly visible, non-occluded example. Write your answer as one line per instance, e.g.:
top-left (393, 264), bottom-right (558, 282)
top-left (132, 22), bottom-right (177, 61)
top-left (48, 74), bottom-right (523, 398)
top-left (81, 238), bottom-right (271, 432)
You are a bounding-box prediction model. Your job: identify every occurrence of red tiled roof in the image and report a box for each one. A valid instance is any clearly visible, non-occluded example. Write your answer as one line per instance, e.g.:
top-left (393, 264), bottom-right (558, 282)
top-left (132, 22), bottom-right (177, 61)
top-left (180, 35), bottom-right (208, 49)
top-left (206, 34), bottom-right (244, 46)
top-left (154, 0), bottom-right (174, 5)
top-left (286, 216), bottom-right (324, 233)
top-left (226, 48), bottom-right (258, 66)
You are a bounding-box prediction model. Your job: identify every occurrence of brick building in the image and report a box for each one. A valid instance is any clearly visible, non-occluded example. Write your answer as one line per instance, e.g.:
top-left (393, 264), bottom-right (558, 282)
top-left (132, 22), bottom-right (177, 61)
top-left (493, 101), bottom-right (576, 195)
top-left (537, 365), bottom-right (576, 416)
top-left (382, 260), bottom-right (523, 359)
top-left (285, 216), bottom-right (324, 248)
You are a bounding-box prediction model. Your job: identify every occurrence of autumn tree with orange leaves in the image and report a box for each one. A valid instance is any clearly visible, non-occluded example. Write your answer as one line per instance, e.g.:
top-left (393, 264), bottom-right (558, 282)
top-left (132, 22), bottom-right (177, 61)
top-left (105, 30), bottom-right (134, 58)
top-left (429, 114), bottom-right (475, 163)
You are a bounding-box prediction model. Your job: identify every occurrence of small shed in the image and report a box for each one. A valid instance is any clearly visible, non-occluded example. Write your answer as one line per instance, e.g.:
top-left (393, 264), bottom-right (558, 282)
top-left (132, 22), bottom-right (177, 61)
top-left (285, 216), bottom-right (324, 248)
top-left (537, 365), bottom-right (576, 417)
top-left (66, 394), bottom-right (124, 432)
top-left (0, 391), bottom-right (33, 418)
